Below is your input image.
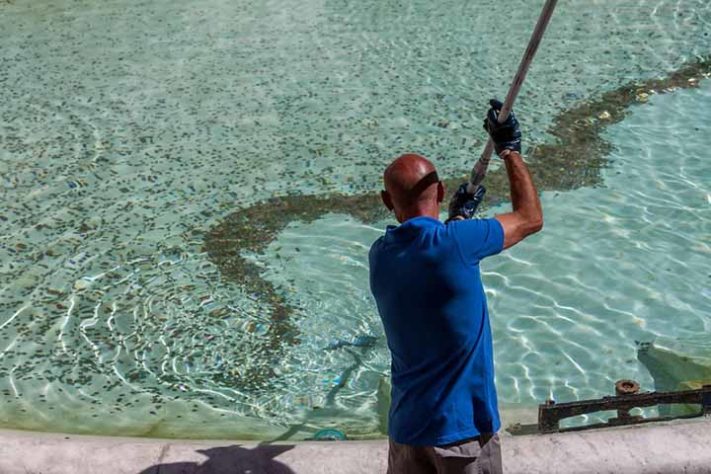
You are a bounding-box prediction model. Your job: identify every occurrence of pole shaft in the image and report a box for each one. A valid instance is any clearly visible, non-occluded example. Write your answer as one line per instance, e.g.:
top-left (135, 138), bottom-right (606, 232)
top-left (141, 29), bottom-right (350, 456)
top-left (468, 0), bottom-right (559, 193)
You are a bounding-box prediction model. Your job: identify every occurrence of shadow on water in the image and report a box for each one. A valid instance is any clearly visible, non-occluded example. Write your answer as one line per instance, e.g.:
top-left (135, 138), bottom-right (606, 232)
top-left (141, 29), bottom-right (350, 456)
top-left (138, 444), bottom-right (296, 474)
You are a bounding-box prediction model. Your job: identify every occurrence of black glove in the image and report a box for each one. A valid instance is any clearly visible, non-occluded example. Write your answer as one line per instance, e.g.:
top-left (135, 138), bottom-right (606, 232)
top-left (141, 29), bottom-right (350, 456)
top-left (483, 99), bottom-right (521, 154)
top-left (447, 183), bottom-right (486, 222)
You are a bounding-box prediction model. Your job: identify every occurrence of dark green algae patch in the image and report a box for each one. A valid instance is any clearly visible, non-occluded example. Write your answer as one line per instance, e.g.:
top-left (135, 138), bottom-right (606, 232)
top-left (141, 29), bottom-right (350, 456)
top-left (203, 56), bottom-right (710, 390)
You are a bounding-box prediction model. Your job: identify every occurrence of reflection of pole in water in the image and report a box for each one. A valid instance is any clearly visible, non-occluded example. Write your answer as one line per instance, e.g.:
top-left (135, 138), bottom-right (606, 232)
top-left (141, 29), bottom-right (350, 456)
top-left (324, 348), bottom-right (362, 406)
top-left (270, 340), bottom-right (381, 441)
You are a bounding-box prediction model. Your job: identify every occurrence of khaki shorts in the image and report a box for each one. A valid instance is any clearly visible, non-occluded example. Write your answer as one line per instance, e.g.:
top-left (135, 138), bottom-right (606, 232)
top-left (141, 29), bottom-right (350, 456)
top-left (387, 433), bottom-right (502, 474)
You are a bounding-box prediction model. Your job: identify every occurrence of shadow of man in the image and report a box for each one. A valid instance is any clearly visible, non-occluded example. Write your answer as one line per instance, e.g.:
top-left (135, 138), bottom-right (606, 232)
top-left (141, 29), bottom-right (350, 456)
top-left (139, 444), bottom-right (296, 474)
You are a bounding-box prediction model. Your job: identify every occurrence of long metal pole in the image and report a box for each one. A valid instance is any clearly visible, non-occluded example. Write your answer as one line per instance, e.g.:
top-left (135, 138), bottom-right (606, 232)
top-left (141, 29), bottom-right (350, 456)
top-left (468, 0), bottom-right (559, 194)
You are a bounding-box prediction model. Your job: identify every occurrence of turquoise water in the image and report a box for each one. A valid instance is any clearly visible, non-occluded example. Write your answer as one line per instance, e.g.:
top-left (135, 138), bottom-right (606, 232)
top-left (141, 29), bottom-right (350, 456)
top-left (0, 0), bottom-right (710, 438)
top-left (260, 81), bottom-right (711, 429)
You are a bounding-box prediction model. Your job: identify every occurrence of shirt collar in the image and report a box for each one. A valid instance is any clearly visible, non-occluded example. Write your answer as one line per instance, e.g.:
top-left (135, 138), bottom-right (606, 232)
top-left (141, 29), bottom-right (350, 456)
top-left (385, 216), bottom-right (443, 238)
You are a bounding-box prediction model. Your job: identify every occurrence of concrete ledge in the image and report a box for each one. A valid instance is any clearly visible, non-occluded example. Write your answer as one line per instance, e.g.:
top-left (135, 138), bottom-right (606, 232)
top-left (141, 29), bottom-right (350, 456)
top-left (0, 418), bottom-right (709, 473)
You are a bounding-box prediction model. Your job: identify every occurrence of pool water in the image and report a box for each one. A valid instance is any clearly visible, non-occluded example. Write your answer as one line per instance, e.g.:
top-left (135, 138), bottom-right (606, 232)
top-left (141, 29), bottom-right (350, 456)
top-left (0, 0), bottom-right (709, 439)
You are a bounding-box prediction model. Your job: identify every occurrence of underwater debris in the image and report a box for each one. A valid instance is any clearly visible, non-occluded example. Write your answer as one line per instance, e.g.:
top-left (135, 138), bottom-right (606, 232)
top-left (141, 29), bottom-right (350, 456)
top-left (203, 56), bottom-right (711, 393)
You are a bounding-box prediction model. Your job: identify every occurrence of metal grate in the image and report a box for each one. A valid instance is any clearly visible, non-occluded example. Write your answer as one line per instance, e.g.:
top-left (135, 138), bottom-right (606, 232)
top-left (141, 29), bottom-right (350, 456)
top-left (537, 382), bottom-right (711, 434)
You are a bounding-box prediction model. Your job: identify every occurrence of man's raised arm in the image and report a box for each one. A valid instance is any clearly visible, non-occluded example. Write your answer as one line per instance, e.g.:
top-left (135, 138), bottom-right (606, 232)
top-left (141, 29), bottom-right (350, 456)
top-left (447, 99), bottom-right (543, 249)
top-left (495, 150), bottom-right (542, 249)
top-left (484, 99), bottom-right (543, 249)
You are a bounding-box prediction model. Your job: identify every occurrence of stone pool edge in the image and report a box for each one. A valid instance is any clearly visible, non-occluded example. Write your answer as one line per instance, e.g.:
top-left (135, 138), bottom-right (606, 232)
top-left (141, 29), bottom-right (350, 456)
top-left (1, 418), bottom-right (709, 473)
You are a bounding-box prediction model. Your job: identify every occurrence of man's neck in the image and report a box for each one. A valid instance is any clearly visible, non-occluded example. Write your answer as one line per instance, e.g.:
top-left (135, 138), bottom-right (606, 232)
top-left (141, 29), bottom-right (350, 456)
top-left (397, 206), bottom-right (440, 223)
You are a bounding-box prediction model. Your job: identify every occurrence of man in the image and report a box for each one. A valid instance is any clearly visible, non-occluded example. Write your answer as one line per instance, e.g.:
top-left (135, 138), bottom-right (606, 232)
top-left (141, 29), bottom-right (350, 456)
top-left (369, 100), bottom-right (543, 474)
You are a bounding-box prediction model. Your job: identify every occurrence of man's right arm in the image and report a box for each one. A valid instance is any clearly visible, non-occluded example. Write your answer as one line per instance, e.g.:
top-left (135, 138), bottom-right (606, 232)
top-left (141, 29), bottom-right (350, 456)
top-left (495, 150), bottom-right (543, 249)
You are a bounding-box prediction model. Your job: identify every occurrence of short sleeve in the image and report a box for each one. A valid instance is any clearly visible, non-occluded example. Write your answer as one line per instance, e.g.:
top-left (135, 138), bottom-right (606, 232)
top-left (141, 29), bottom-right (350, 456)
top-left (450, 218), bottom-right (504, 264)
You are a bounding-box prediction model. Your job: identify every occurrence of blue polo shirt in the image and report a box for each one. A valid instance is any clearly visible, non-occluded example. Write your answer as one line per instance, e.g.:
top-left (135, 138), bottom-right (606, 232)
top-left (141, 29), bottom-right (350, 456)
top-left (369, 216), bottom-right (504, 446)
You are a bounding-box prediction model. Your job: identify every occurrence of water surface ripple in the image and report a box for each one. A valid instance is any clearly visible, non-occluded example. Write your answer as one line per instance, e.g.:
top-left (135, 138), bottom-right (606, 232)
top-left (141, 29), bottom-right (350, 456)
top-left (0, 0), bottom-right (709, 438)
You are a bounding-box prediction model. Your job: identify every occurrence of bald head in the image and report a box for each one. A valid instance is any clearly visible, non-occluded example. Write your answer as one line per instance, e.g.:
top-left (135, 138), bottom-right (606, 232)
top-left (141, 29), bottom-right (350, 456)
top-left (381, 153), bottom-right (444, 222)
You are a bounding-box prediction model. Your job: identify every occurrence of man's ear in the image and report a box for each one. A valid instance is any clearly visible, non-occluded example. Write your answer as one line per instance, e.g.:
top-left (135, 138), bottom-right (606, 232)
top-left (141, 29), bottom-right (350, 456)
top-left (436, 181), bottom-right (445, 203)
top-left (381, 190), bottom-right (394, 211)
